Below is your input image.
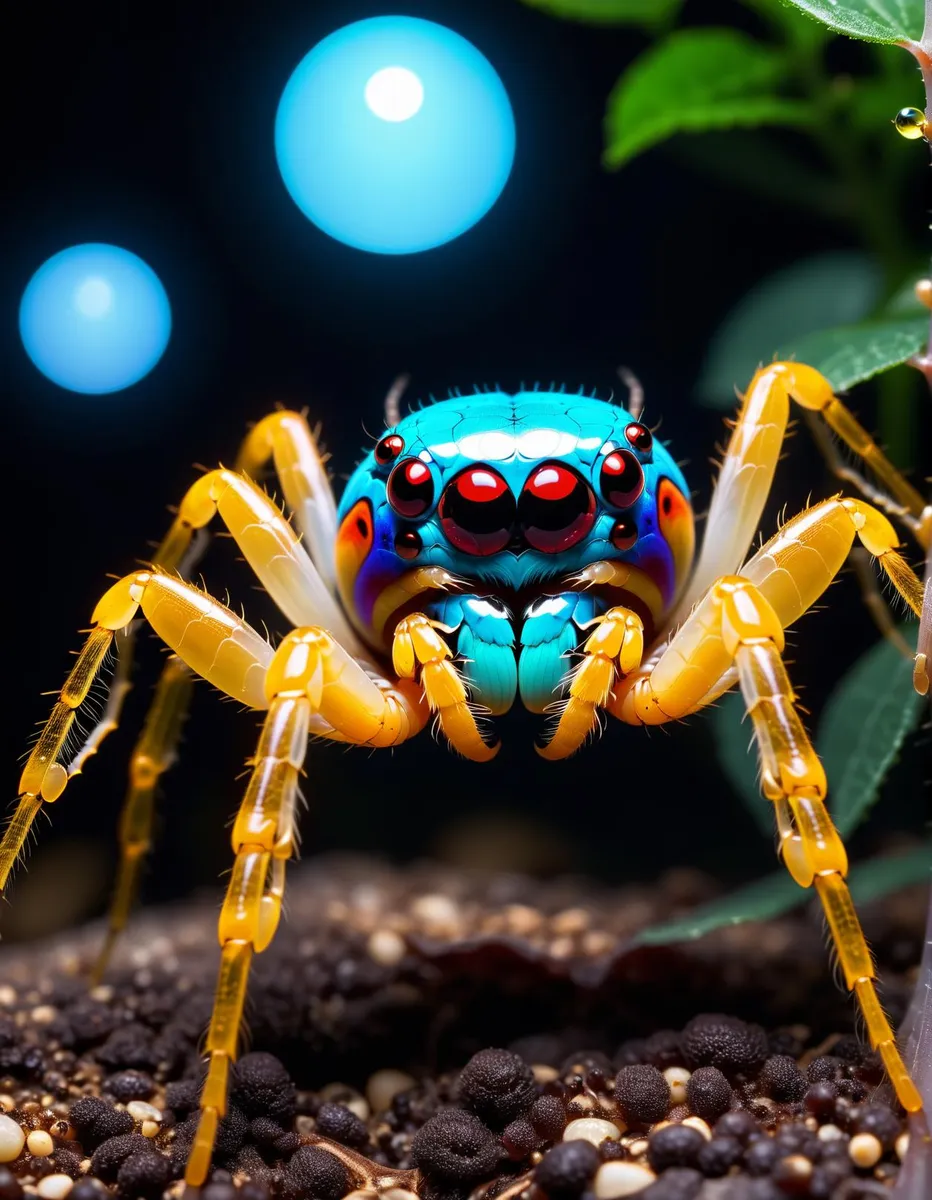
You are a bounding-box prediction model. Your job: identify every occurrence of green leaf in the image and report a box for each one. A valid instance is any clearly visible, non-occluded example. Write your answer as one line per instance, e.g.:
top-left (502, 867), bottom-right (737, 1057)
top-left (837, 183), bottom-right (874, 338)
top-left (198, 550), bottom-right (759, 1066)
top-left (781, 313), bottom-right (928, 390)
top-left (697, 252), bottom-right (881, 408)
top-left (710, 691), bottom-right (773, 837)
top-left (778, 0), bottom-right (924, 43)
top-left (635, 843), bottom-right (931, 945)
top-left (519, 0), bottom-right (682, 28)
top-left (603, 29), bottom-right (810, 169)
top-left (818, 626), bottom-right (924, 838)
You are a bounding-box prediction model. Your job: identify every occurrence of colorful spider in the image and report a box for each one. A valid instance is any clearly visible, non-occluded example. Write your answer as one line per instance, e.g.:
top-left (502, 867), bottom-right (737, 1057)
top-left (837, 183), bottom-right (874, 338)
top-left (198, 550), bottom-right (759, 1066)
top-left (1, 361), bottom-right (929, 1185)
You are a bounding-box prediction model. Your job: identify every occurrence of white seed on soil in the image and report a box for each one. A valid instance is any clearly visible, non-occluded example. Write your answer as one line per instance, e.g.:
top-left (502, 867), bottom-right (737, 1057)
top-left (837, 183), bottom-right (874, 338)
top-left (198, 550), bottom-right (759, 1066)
top-left (36, 1175), bottom-right (73, 1199)
top-left (817, 1124), bottom-right (845, 1142)
top-left (593, 1162), bottom-right (656, 1198)
top-left (662, 1067), bottom-right (690, 1106)
top-left (681, 1117), bottom-right (711, 1140)
top-left (780, 1155), bottom-right (812, 1182)
top-left (141, 1121), bottom-right (160, 1139)
top-left (532, 1065), bottom-right (559, 1084)
top-left (849, 1133), bottom-right (883, 1168)
top-left (410, 894), bottom-right (460, 928)
top-left (27, 1130), bottom-right (54, 1157)
top-left (127, 1101), bottom-right (162, 1124)
top-left (366, 1070), bottom-right (416, 1114)
top-left (563, 1118), bottom-right (624, 1145)
top-left (896, 1132), bottom-right (910, 1161)
top-left (367, 929), bottom-right (406, 967)
top-left (0, 1113), bottom-right (26, 1162)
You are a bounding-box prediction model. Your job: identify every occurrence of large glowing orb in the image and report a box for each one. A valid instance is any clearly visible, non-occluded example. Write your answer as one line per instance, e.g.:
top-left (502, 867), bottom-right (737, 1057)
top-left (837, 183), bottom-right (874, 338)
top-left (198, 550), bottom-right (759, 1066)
top-left (19, 243), bottom-right (171, 394)
top-left (274, 16), bottom-right (516, 254)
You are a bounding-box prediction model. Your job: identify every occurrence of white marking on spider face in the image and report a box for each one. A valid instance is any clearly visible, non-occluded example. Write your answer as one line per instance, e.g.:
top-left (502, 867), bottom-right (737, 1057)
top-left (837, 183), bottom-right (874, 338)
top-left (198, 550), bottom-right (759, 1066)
top-left (525, 595), bottom-right (570, 618)
top-left (465, 598), bottom-right (510, 620)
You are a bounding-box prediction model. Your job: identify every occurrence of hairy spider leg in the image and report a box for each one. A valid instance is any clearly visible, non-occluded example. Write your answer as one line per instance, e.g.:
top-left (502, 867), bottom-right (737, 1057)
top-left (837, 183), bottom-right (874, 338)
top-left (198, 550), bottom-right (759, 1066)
top-left (917, 540), bottom-right (931, 697)
top-left (673, 361), bottom-right (931, 629)
top-left (95, 416), bottom-right (340, 974)
top-left (536, 606), bottom-right (645, 760)
top-left (185, 625), bottom-right (426, 1186)
top-left (1, 456), bottom-right (362, 899)
top-left (0, 571), bottom-right (273, 893)
top-left (234, 409), bottom-right (339, 594)
top-left (611, 498), bottom-right (925, 1114)
top-left (393, 613), bottom-right (499, 761)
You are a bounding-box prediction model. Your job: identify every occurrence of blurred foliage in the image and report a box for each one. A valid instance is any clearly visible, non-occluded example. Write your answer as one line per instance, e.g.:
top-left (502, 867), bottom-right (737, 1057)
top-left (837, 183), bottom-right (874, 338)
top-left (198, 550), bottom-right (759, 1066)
top-left (520, 0), bottom-right (931, 940)
top-left (521, 0), bottom-right (929, 459)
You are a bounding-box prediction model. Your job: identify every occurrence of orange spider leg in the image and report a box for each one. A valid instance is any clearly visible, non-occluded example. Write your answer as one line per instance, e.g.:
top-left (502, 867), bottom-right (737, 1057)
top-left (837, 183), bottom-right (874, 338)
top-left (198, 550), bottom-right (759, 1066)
top-left (611, 501), bottom-right (925, 1114)
top-left (393, 613), bottom-right (499, 761)
top-left (235, 409), bottom-right (339, 590)
top-left (184, 625), bottom-right (425, 1187)
top-left (537, 607), bottom-right (645, 761)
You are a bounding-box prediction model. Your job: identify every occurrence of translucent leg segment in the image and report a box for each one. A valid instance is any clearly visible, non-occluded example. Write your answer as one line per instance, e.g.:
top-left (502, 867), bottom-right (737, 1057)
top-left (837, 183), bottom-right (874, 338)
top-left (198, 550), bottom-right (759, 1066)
top-left (614, 572), bottom-right (923, 1113)
top-left (91, 655), bottom-right (194, 983)
top-left (0, 571), bottom-right (273, 895)
top-left (185, 624), bottom-right (427, 1185)
top-left (235, 410), bottom-right (339, 593)
top-left (537, 606), bottom-right (644, 761)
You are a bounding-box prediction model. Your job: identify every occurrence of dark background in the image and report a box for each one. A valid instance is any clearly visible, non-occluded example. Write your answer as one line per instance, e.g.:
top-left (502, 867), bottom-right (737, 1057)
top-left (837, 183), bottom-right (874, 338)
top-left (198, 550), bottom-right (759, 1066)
top-left (1, 0), bottom-right (929, 940)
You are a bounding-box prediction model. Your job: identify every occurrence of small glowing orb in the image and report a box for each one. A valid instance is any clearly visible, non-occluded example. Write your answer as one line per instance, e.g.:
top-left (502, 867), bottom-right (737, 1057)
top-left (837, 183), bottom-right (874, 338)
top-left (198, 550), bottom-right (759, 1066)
top-left (19, 243), bottom-right (171, 394)
top-left (365, 66), bottom-right (423, 122)
top-left (275, 16), bottom-right (516, 254)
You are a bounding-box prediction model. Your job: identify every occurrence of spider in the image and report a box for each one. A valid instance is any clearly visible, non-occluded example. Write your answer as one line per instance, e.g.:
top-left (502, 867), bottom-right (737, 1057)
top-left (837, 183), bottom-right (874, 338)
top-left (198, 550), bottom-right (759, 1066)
top-left (1, 360), bottom-right (929, 1185)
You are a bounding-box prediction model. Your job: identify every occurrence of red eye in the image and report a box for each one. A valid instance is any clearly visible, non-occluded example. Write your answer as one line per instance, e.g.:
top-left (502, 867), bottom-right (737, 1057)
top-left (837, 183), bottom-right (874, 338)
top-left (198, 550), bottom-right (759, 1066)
top-left (624, 423), bottom-right (653, 454)
top-left (519, 462), bottom-right (595, 554)
top-left (375, 434), bottom-right (405, 465)
top-left (394, 529), bottom-right (422, 560)
top-left (611, 515), bottom-right (638, 551)
top-left (439, 466), bottom-right (515, 556)
top-left (387, 458), bottom-right (434, 518)
top-left (600, 449), bottom-right (644, 508)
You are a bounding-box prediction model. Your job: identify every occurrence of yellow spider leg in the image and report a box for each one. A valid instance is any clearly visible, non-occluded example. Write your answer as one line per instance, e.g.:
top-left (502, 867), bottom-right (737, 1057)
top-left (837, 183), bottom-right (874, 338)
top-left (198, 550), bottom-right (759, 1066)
top-left (235, 410), bottom-right (339, 591)
top-left (160, 467), bottom-right (357, 647)
top-left (917, 541), bottom-right (931, 696)
top-left (771, 361), bottom-right (931, 548)
top-left (91, 655), bottom-right (194, 983)
top-left (537, 607), bottom-right (644, 761)
top-left (614, 497), bottom-right (923, 727)
top-left (673, 360), bottom-right (931, 627)
top-left (619, 576), bottom-right (922, 1113)
top-left (392, 613), bottom-right (498, 761)
top-left (0, 570), bottom-right (273, 893)
top-left (185, 624), bottom-right (428, 1184)
top-left (730, 599), bottom-right (922, 1114)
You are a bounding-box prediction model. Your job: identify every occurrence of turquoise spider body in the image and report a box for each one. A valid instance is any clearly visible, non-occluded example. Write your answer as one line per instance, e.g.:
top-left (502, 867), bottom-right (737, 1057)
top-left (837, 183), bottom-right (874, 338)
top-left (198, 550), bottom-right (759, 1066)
top-left (335, 388), bottom-right (696, 717)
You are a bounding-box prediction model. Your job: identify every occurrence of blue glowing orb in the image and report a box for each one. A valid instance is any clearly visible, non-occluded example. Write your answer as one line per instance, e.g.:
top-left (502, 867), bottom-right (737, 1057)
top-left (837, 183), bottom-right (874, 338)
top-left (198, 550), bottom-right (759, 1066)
top-left (274, 16), bottom-right (516, 254)
top-left (19, 243), bottom-right (172, 394)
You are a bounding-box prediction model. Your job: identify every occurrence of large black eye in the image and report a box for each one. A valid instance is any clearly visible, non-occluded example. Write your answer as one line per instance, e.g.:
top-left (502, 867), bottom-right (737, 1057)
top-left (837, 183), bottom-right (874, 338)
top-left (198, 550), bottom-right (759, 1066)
top-left (439, 466), bottom-right (515, 556)
top-left (518, 462), bottom-right (595, 554)
top-left (387, 458), bottom-right (434, 518)
top-left (600, 449), bottom-right (644, 508)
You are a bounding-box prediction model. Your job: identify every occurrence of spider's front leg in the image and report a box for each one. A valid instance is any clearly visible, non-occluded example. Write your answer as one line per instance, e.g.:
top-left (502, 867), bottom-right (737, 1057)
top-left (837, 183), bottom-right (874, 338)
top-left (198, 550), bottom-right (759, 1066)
top-left (611, 497), bottom-right (927, 1114)
top-left (185, 626), bottom-right (425, 1185)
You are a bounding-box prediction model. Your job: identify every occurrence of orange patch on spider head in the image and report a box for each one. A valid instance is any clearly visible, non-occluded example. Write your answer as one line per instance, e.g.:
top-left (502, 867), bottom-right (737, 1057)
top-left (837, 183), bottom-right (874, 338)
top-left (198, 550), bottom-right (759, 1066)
top-left (658, 477), bottom-right (695, 596)
top-left (336, 499), bottom-right (374, 610)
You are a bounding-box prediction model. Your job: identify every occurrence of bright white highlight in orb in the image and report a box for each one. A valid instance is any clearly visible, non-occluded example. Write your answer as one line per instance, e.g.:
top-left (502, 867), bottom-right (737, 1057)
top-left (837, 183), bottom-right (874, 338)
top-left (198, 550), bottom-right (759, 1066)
top-left (19, 243), bottom-right (171, 394)
top-left (74, 277), bottom-right (113, 318)
top-left (364, 66), bottom-right (424, 121)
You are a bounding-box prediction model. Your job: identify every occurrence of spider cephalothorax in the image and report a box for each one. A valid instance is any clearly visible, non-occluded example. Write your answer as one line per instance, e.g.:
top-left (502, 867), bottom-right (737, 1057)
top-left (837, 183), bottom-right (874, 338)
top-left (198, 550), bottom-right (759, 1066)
top-left (1, 362), bottom-right (929, 1185)
top-left (335, 390), bottom-right (693, 719)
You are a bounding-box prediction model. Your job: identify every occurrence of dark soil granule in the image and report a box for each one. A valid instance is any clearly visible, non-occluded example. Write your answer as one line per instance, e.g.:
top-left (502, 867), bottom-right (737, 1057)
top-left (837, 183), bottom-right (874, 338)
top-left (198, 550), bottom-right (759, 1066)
top-left (614, 1064), bottom-right (671, 1125)
top-left (534, 1139), bottom-right (600, 1197)
top-left (457, 1048), bottom-right (537, 1128)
